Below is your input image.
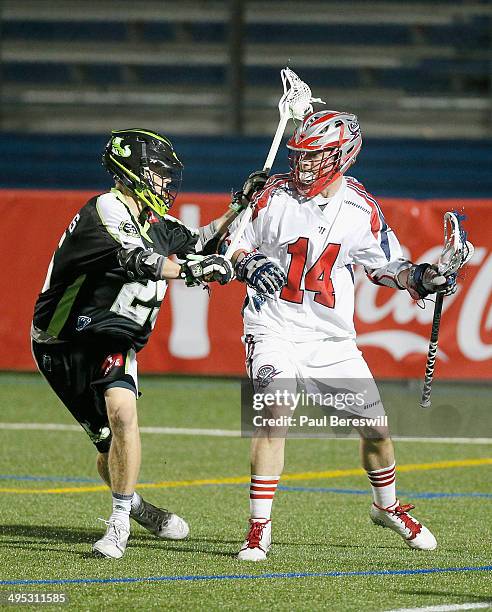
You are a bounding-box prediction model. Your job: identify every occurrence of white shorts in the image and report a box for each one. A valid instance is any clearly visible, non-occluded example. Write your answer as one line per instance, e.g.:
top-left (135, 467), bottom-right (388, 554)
top-left (243, 334), bottom-right (384, 419)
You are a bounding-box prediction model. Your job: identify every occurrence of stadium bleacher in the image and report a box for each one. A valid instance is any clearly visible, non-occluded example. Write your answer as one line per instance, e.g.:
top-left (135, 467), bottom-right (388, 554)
top-left (1, 132), bottom-right (491, 198)
top-left (1, 0), bottom-right (490, 138)
top-left (0, 0), bottom-right (490, 196)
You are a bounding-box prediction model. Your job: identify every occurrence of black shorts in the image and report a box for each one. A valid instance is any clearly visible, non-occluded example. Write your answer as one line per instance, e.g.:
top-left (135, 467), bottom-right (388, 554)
top-left (32, 340), bottom-right (138, 453)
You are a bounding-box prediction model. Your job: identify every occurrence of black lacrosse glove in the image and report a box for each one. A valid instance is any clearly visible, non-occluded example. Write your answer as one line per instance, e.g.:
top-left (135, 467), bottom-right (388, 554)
top-left (229, 170), bottom-right (269, 214)
top-left (180, 254), bottom-right (234, 287)
top-left (235, 252), bottom-right (286, 295)
top-left (406, 263), bottom-right (456, 299)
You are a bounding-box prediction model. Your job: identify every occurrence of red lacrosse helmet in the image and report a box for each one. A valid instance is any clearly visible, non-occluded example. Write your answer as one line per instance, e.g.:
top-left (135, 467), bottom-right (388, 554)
top-left (287, 110), bottom-right (362, 197)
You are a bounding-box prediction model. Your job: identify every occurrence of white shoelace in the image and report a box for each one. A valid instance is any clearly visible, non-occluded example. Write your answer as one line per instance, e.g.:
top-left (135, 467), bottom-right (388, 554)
top-left (97, 518), bottom-right (128, 544)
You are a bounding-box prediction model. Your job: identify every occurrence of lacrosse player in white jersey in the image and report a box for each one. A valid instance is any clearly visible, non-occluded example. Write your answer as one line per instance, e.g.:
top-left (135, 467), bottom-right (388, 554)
top-left (225, 110), bottom-right (455, 561)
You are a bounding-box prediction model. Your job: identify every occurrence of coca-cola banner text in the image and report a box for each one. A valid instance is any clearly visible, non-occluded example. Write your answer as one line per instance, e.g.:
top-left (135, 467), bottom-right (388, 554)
top-left (2, 189), bottom-right (491, 379)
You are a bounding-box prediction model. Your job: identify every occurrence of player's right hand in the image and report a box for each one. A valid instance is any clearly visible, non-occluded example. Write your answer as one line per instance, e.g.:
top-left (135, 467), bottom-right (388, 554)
top-left (180, 254), bottom-right (234, 286)
top-left (234, 252), bottom-right (286, 294)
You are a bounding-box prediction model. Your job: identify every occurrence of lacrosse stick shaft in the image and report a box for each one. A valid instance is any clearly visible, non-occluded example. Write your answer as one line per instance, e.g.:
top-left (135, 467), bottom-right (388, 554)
top-left (225, 112), bottom-right (290, 259)
top-left (420, 293), bottom-right (444, 408)
top-left (224, 202), bottom-right (254, 258)
top-left (263, 112), bottom-right (290, 174)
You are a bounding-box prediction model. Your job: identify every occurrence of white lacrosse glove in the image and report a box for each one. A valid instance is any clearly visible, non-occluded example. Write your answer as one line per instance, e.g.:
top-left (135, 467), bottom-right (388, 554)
top-left (180, 254), bottom-right (234, 287)
top-left (406, 263), bottom-right (457, 300)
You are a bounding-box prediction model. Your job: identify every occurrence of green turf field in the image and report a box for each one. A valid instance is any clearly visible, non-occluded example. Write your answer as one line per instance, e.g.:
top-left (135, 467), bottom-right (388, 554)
top-left (0, 373), bottom-right (491, 611)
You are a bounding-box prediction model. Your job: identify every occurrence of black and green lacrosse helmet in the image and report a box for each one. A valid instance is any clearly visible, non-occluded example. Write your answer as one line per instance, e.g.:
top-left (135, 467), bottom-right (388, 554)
top-left (102, 128), bottom-right (183, 216)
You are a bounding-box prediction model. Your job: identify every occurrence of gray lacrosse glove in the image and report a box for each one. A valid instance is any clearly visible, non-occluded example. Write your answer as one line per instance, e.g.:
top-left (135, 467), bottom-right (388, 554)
top-left (406, 263), bottom-right (457, 300)
top-left (180, 254), bottom-right (234, 287)
top-left (235, 252), bottom-right (286, 295)
top-left (229, 170), bottom-right (269, 214)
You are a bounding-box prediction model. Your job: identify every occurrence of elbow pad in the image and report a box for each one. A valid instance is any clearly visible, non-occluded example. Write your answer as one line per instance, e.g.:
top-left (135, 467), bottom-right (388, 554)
top-left (367, 258), bottom-right (413, 289)
top-left (117, 247), bottom-right (165, 281)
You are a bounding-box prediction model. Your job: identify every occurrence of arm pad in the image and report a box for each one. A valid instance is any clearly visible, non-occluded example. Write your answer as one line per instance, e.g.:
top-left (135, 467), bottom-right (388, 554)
top-left (117, 247), bottom-right (165, 281)
top-left (197, 220), bottom-right (218, 248)
top-left (366, 258), bottom-right (413, 289)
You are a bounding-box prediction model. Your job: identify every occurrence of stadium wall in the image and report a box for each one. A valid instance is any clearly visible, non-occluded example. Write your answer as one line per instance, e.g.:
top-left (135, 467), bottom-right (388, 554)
top-left (2, 189), bottom-right (491, 379)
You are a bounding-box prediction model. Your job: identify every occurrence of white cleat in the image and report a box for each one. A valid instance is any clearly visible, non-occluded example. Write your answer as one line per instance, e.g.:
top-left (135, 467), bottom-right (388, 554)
top-left (93, 518), bottom-right (130, 559)
top-left (130, 500), bottom-right (189, 540)
top-left (370, 500), bottom-right (437, 551)
top-left (158, 512), bottom-right (190, 540)
top-left (238, 519), bottom-right (272, 561)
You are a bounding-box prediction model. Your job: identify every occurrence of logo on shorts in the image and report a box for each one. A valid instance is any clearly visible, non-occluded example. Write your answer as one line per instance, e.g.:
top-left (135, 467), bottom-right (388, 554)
top-left (42, 354), bottom-right (52, 372)
top-left (101, 353), bottom-right (124, 377)
top-left (255, 364), bottom-right (282, 389)
top-left (119, 220), bottom-right (139, 238)
top-left (76, 315), bottom-right (91, 331)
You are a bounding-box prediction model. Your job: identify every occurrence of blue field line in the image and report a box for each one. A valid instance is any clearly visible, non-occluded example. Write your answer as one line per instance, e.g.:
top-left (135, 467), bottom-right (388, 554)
top-left (1, 475), bottom-right (490, 499)
top-left (2, 565), bottom-right (492, 587)
top-left (277, 485), bottom-right (492, 499)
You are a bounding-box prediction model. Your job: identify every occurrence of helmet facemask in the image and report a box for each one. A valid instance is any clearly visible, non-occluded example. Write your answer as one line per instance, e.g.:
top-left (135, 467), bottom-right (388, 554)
top-left (289, 148), bottom-right (341, 197)
top-left (136, 158), bottom-right (182, 216)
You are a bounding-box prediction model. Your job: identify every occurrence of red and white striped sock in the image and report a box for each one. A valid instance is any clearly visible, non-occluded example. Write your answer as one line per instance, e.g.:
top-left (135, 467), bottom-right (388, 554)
top-left (366, 462), bottom-right (397, 509)
top-left (249, 475), bottom-right (279, 519)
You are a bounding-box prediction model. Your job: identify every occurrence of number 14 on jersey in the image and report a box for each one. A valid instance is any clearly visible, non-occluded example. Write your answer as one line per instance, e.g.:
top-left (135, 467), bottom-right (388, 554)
top-left (280, 238), bottom-right (341, 308)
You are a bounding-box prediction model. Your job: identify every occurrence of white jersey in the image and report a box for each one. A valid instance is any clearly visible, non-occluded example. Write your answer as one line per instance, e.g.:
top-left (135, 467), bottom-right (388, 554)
top-left (231, 174), bottom-right (407, 342)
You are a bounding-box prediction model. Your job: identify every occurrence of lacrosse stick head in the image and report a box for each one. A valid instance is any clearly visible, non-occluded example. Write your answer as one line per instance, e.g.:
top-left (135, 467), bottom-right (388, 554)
top-left (287, 110), bottom-right (362, 197)
top-left (279, 67), bottom-right (325, 122)
top-left (438, 211), bottom-right (474, 276)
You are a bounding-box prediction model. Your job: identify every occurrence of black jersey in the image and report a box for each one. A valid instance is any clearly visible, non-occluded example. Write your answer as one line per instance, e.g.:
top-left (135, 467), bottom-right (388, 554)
top-left (32, 189), bottom-right (197, 352)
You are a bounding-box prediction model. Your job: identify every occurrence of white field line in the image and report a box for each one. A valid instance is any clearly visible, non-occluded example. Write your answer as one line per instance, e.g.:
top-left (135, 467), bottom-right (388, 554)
top-left (0, 422), bottom-right (491, 444)
top-left (385, 602), bottom-right (492, 612)
top-left (0, 422), bottom-right (241, 437)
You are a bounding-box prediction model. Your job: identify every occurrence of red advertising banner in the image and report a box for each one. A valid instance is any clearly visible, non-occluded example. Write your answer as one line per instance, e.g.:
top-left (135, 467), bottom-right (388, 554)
top-left (2, 189), bottom-right (491, 378)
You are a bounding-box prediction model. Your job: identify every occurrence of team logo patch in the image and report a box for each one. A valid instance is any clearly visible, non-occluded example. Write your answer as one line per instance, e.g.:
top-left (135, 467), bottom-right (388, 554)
top-left (76, 315), bottom-right (91, 331)
top-left (119, 221), bottom-right (139, 237)
top-left (101, 353), bottom-right (124, 377)
top-left (146, 210), bottom-right (159, 224)
top-left (348, 118), bottom-right (360, 136)
top-left (111, 137), bottom-right (131, 158)
top-left (255, 364), bottom-right (282, 389)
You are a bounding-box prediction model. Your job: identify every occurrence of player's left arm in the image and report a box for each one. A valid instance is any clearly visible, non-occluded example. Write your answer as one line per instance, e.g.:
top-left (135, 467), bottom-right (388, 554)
top-left (352, 211), bottom-right (451, 300)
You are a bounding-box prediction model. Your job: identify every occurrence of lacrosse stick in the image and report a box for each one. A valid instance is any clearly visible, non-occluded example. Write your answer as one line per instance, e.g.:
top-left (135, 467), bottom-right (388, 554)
top-left (224, 68), bottom-right (325, 258)
top-left (420, 211), bottom-right (474, 408)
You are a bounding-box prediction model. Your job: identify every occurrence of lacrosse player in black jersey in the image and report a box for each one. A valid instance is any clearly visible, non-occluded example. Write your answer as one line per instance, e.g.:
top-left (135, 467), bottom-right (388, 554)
top-left (31, 128), bottom-right (263, 559)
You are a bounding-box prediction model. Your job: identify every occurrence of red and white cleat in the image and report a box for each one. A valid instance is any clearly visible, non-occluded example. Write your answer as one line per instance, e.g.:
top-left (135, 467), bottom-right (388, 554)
top-left (238, 519), bottom-right (272, 561)
top-left (370, 501), bottom-right (437, 550)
